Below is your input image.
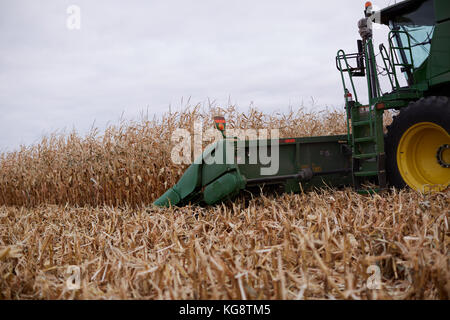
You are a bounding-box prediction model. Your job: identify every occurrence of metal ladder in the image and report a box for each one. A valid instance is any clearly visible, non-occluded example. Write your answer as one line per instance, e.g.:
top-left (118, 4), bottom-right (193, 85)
top-left (336, 47), bottom-right (386, 194)
top-left (350, 103), bottom-right (386, 194)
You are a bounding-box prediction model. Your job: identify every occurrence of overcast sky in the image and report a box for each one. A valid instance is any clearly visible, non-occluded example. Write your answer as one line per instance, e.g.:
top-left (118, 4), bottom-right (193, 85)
top-left (0, 0), bottom-right (396, 151)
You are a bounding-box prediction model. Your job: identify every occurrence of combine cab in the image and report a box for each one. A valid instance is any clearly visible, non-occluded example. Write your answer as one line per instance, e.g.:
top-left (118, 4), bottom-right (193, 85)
top-left (155, 0), bottom-right (450, 207)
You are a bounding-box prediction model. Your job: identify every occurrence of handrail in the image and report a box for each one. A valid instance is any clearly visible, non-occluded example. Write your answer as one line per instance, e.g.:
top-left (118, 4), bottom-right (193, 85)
top-left (388, 30), bottom-right (414, 83)
top-left (364, 38), bottom-right (382, 103)
top-left (336, 49), bottom-right (362, 145)
top-left (379, 43), bottom-right (398, 91)
top-left (336, 49), bottom-right (360, 103)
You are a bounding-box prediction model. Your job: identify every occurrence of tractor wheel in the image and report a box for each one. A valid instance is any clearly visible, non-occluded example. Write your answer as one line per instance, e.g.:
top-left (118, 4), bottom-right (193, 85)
top-left (385, 96), bottom-right (450, 192)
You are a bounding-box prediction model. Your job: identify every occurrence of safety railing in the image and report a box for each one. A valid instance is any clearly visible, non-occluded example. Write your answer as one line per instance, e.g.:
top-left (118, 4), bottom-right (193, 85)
top-left (336, 50), bottom-right (364, 104)
top-left (379, 43), bottom-right (399, 91)
top-left (388, 30), bottom-right (414, 84)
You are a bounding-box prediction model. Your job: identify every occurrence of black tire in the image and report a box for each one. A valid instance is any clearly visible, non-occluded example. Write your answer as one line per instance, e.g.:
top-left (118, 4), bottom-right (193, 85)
top-left (385, 96), bottom-right (450, 189)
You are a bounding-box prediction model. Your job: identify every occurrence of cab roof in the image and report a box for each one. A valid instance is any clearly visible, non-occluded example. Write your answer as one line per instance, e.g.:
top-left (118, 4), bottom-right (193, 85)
top-left (378, 0), bottom-right (429, 25)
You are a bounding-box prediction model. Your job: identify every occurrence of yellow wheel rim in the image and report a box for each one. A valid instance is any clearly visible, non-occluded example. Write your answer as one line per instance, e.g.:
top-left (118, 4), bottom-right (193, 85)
top-left (397, 122), bottom-right (450, 192)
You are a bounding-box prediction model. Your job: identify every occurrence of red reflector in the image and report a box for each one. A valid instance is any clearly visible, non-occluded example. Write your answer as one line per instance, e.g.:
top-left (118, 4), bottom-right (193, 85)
top-left (376, 103), bottom-right (385, 110)
top-left (214, 119), bottom-right (226, 123)
top-left (282, 139), bottom-right (295, 143)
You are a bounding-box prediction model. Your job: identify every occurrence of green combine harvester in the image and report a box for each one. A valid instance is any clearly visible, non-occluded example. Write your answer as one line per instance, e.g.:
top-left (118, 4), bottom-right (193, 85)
top-left (154, 0), bottom-right (450, 207)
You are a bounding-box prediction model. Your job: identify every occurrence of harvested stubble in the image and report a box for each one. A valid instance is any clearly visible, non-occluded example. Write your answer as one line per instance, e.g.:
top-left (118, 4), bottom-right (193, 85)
top-left (0, 190), bottom-right (448, 299)
top-left (0, 105), bottom-right (448, 300)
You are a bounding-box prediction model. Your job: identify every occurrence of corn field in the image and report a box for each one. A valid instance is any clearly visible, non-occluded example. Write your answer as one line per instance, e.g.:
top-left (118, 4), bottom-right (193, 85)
top-left (0, 105), bottom-right (448, 299)
top-left (0, 106), bottom-right (351, 207)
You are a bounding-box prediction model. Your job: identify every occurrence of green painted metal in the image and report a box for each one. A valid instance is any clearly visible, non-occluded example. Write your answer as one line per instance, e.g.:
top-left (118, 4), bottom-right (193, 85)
top-left (239, 135), bottom-right (352, 193)
top-left (152, 162), bottom-right (202, 207)
top-left (153, 0), bottom-right (450, 207)
top-left (428, 19), bottom-right (450, 85)
top-left (377, 0), bottom-right (450, 95)
top-left (203, 172), bottom-right (242, 205)
top-left (388, 30), bottom-right (414, 89)
top-left (335, 0), bottom-right (450, 193)
top-left (435, 0), bottom-right (450, 23)
top-left (153, 187), bottom-right (181, 207)
top-left (336, 31), bottom-right (387, 192)
top-left (154, 135), bottom-right (352, 207)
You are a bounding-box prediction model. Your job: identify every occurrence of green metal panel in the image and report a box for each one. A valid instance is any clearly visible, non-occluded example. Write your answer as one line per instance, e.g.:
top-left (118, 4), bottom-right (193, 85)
top-left (435, 0), bottom-right (450, 22)
top-left (175, 163), bottom-right (202, 198)
top-left (237, 135), bottom-right (352, 192)
top-left (413, 57), bottom-right (428, 85)
top-left (429, 71), bottom-right (450, 87)
top-left (202, 146), bottom-right (228, 186)
top-left (428, 19), bottom-right (450, 83)
top-left (152, 187), bottom-right (181, 207)
top-left (152, 163), bottom-right (202, 207)
top-left (203, 173), bottom-right (240, 205)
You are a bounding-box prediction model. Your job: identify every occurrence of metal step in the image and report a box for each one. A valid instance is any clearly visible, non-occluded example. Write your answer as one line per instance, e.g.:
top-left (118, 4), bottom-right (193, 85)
top-left (354, 171), bottom-right (378, 177)
top-left (354, 137), bottom-right (375, 143)
top-left (353, 153), bottom-right (378, 159)
top-left (352, 120), bottom-right (372, 126)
